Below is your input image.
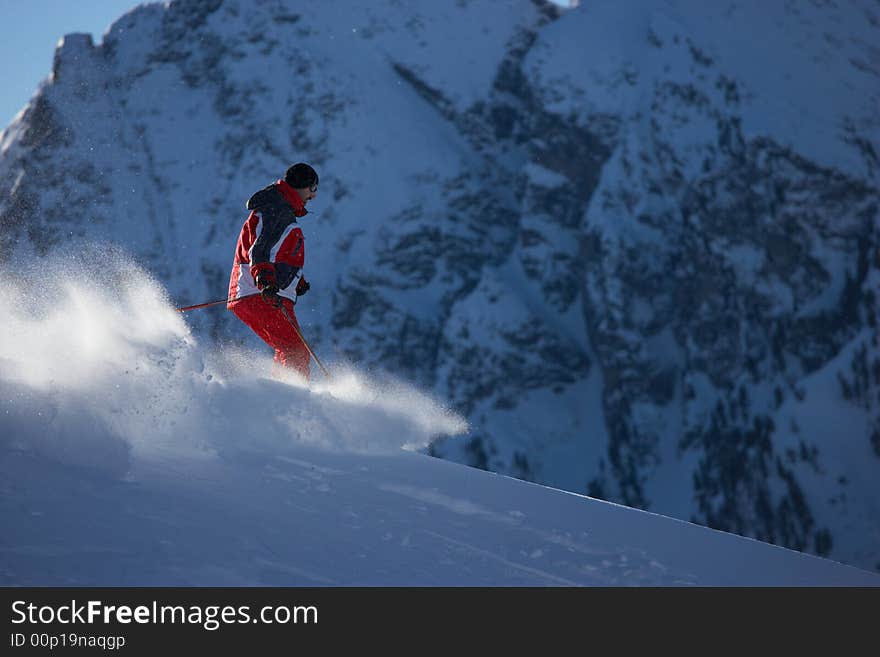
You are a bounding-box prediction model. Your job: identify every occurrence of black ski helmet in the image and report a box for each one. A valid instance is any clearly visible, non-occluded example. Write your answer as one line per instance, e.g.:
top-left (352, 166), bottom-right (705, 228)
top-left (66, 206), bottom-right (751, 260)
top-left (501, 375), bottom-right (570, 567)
top-left (285, 162), bottom-right (319, 190)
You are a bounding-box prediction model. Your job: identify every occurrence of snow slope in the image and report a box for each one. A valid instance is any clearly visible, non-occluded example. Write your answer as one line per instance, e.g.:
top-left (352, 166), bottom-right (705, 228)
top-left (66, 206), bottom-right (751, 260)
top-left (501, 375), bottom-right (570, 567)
top-left (0, 256), bottom-right (877, 586)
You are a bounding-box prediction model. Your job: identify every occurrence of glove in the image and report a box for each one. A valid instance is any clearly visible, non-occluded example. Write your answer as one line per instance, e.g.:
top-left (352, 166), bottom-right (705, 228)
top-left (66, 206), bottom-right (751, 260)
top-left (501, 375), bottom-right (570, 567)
top-left (260, 284), bottom-right (282, 307)
top-left (255, 272), bottom-right (282, 307)
top-left (295, 277), bottom-right (310, 297)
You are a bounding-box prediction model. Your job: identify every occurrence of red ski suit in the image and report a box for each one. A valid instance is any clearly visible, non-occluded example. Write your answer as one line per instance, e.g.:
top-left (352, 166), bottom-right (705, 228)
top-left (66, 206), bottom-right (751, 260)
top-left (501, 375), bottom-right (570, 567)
top-left (227, 179), bottom-right (311, 379)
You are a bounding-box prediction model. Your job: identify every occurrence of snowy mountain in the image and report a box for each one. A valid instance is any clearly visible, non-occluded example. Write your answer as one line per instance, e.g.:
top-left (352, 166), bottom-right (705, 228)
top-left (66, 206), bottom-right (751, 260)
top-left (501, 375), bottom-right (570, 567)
top-left (1, 263), bottom-right (877, 585)
top-left (1, 0), bottom-right (878, 575)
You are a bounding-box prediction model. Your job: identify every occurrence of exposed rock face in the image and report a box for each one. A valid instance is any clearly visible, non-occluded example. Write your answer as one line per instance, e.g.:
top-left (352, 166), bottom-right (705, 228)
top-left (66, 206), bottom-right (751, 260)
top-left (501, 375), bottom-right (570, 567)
top-left (1, 0), bottom-right (878, 571)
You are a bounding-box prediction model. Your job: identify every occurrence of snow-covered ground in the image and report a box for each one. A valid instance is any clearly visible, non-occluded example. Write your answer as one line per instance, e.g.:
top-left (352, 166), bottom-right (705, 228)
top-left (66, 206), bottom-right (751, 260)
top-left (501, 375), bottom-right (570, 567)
top-left (1, 256), bottom-right (877, 586)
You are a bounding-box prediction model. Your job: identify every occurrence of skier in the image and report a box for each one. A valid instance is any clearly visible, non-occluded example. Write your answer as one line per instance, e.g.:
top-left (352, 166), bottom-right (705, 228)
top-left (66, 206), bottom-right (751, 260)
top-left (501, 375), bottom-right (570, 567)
top-left (227, 163), bottom-right (318, 380)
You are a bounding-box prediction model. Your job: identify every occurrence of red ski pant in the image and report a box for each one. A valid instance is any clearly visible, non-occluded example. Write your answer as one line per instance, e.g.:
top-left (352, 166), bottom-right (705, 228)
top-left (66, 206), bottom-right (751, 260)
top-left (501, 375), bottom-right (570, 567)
top-left (230, 296), bottom-right (310, 380)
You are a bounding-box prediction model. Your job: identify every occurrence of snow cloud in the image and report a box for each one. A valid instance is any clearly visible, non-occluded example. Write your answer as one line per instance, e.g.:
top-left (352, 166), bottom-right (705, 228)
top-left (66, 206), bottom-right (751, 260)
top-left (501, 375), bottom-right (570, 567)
top-left (0, 247), bottom-right (467, 474)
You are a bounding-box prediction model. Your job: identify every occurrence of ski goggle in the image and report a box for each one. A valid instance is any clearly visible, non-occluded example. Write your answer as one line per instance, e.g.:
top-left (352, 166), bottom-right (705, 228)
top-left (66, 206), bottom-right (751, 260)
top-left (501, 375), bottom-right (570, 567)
top-left (308, 182), bottom-right (318, 193)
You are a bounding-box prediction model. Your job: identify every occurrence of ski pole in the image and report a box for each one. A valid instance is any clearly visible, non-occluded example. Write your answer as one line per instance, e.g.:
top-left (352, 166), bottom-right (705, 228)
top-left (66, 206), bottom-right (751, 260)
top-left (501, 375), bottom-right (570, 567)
top-left (277, 302), bottom-right (331, 380)
top-left (176, 293), bottom-right (260, 312)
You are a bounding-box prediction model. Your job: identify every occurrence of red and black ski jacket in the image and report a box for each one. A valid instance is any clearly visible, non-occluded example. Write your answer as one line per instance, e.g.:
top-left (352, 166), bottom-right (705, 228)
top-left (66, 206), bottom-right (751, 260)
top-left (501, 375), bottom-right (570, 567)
top-left (228, 179), bottom-right (308, 307)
